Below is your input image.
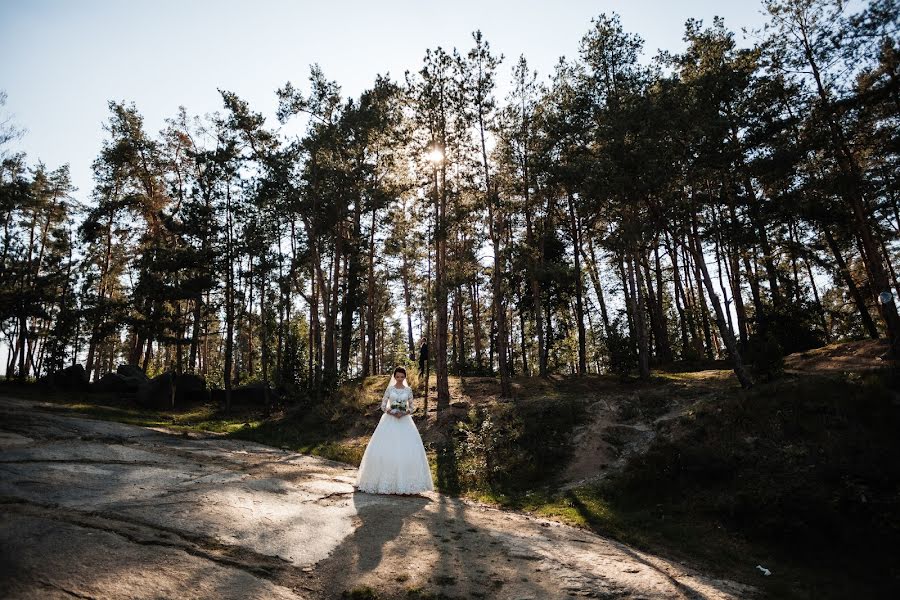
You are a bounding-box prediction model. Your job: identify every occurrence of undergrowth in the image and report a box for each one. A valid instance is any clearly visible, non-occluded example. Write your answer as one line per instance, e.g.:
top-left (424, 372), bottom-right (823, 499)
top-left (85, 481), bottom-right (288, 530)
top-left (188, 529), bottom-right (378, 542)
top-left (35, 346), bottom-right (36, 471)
top-left (7, 367), bottom-right (899, 597)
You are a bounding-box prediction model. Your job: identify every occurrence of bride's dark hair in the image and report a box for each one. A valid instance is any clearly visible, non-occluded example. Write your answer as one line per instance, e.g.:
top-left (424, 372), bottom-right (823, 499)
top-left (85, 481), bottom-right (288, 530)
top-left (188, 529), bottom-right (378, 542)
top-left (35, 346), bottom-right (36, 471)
top-left (393, 366), bottom-right (407, 377)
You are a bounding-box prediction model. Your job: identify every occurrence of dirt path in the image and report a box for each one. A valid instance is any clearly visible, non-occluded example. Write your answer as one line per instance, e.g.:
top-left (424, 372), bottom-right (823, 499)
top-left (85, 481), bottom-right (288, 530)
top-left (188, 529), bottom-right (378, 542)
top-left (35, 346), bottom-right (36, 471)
top-left (561, 371), bottom-right (736, 491)
top-left (0, 396), bottom-right (754, 599)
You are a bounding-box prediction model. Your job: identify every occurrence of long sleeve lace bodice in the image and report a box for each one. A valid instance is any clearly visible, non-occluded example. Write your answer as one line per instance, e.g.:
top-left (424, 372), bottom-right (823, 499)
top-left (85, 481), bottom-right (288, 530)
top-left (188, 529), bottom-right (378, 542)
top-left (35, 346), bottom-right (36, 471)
top-left (381, 385), bottom-right (414, 414)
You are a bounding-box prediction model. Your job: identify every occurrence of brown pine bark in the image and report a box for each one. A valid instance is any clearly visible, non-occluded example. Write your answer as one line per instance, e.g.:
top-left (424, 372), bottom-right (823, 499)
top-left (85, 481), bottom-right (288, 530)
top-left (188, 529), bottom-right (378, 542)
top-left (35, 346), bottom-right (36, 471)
top-left (433, 155), bottom-right (451, 412)
top-left (689, 220), bottom-right (753, 388)
top-left (566, 192), bottom-right (587, 375)
top-left (664, 230), bottom-right (691, 358)
top-left (627, 251), bottom-right (650, 379)
top-left (822, 226), bottom-right (879, 339)
top-left (582, 233), bottom-right (612, 338)
top-left (800, 23), bottom-right (900, 355)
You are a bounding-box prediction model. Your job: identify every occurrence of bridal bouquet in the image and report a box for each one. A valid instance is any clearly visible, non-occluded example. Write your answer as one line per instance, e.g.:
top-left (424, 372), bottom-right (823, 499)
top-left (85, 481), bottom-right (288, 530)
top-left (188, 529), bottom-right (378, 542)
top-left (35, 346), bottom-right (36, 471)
top-left (390, 398), bottom-right (408, 413)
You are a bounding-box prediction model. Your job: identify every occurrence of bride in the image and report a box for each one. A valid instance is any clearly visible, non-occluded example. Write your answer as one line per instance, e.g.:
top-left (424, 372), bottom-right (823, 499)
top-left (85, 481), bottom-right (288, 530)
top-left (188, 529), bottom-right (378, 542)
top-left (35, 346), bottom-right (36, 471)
top-left (354, 366), bottom-right (434, 495)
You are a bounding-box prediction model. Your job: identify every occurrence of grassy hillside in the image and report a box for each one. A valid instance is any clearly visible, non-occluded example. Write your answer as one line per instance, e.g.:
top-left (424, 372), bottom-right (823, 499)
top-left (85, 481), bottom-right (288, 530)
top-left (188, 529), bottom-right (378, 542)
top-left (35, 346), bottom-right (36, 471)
top-left (6, 341), bottom-right (899, 598)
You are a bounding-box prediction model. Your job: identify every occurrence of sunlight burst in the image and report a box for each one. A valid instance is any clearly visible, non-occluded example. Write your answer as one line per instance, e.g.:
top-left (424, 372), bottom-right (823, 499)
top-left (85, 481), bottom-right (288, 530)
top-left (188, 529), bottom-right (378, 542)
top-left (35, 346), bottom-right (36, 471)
top-left (426, 147), bottom-right (444, 163)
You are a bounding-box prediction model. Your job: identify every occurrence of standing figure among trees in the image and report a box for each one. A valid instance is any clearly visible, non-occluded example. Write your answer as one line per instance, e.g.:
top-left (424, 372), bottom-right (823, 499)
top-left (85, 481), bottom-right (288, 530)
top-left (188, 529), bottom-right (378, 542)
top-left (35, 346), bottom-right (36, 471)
top-left (417, 337), bottom-right (429, 378)
top-left (354, 366), bottom-right (434, 495)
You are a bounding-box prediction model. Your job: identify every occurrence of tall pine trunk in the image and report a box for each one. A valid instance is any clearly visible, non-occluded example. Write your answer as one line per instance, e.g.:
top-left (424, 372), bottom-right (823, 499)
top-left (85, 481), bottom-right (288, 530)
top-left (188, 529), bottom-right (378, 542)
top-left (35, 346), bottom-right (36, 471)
top-left (566, 192), bottom-right (587, 375)
top-left (689, 217), bottom-right (752, 388)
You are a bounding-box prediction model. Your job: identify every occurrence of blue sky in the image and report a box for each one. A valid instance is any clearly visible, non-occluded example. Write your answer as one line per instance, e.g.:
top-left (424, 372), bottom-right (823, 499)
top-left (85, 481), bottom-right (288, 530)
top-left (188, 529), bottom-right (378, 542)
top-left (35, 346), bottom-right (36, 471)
top-left (1, 0), bottom-right (769, 204)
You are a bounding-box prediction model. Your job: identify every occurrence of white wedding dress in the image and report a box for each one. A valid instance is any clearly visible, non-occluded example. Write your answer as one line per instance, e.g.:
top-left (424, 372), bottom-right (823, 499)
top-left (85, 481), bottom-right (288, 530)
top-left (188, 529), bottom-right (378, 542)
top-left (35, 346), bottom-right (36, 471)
top-left (354, 383), bottom-right (434, 495)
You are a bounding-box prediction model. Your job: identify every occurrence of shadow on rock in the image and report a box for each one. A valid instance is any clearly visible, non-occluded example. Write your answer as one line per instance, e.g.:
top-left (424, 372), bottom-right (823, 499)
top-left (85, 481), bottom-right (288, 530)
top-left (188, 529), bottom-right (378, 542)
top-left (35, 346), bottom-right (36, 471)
top-left (314, 493), bottom-right (429, 598)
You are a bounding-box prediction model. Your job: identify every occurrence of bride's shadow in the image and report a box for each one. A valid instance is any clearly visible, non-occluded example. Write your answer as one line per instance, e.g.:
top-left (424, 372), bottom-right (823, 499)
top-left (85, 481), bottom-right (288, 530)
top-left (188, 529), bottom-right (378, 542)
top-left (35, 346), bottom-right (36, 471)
top-left (324, 491), bottom-right (430, 585)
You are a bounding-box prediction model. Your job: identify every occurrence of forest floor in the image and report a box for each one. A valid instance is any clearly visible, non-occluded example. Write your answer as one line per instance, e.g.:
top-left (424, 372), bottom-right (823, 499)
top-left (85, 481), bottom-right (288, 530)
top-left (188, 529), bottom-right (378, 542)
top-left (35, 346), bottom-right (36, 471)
top-left (782, 338), bottom-right (894, 373)
top-left (2, 339), bottom-right (898, 598)
top-left (0, 395), bottom-right (753, 600)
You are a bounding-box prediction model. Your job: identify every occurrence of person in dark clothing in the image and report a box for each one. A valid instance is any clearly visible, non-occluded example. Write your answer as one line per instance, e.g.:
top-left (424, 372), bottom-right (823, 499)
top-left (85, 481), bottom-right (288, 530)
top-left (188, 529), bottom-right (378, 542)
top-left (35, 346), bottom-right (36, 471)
top-left (417, 338), bottom-right (429, 375)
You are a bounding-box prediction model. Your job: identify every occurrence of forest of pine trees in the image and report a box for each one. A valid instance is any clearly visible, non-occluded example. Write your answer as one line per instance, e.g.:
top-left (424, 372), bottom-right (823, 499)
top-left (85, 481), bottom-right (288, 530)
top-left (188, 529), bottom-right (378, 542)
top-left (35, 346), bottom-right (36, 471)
top-left (2, 0), bottom-right (898, 407)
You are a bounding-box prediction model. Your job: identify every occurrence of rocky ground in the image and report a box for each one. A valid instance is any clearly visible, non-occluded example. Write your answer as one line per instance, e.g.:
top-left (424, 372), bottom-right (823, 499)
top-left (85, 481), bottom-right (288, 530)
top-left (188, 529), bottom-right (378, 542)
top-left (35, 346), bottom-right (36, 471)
top-left (0, 395), bottom-right (756, 600)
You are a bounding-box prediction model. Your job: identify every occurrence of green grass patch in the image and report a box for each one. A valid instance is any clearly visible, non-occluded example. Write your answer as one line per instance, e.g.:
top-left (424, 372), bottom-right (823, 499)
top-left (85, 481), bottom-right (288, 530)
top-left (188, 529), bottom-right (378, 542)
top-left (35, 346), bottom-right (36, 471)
top-left (341, 585), bottom-right (378, 599)
top-left (404, 586), bottom-right (458, 600)
top-left (441, 392), bottom-right (589, 496)
top-left (34, 398), bottom-right (260, 434)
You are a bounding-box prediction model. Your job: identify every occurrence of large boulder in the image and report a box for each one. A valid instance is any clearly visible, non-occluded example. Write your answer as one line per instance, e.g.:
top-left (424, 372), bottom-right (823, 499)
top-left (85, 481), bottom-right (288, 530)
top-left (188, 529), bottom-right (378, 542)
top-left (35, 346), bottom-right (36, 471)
top-left (175, 373), bottom-right (208, 405)
top-left (91, 372), bottom-right (132, 394)
top-left (37, 364), bottom-right (89, 392)
top-left (136, 371), bottom-right (176, 410)
top-left (116, 364), bottom-right (149, 384)
top-left (91, 364), bottom-right (149, 394)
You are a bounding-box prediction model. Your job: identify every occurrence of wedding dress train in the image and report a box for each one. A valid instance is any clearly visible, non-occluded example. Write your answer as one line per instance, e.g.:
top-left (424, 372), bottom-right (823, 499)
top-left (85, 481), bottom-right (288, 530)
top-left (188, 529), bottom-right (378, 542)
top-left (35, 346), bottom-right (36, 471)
top-left (354, 383), bottom-right (434, 495)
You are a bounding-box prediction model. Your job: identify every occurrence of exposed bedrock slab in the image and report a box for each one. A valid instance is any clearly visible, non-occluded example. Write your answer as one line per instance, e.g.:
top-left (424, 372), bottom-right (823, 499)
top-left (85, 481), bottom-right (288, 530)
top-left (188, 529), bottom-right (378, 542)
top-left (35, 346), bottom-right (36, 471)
top-left (0, 396), bottom-right (755, 600)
